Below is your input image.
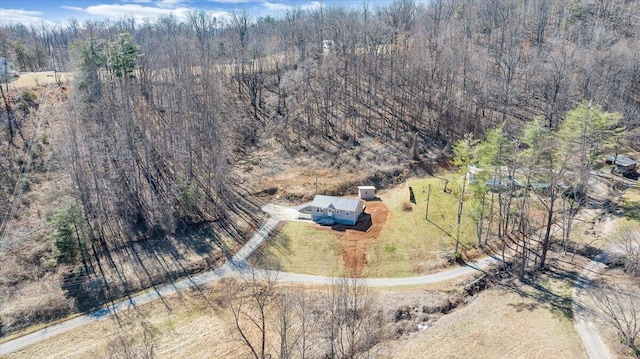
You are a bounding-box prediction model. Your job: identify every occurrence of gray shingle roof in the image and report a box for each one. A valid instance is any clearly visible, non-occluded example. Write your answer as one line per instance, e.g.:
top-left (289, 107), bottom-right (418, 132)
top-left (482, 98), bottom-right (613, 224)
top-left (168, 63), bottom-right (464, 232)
top-left (606, 156), bottom-right (637, 167)
top-left (311, 195), bottom-right (362, 212)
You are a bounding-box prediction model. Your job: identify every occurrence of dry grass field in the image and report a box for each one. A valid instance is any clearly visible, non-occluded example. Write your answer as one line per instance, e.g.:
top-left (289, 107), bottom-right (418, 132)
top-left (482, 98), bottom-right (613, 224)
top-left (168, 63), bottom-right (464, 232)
top-left (3, 270), bottom-right (589, 359)
top-left (7, 71), bottom-right (73, 89)
top-left (379, 277), bottom-right (586, 359)
top-left (2, 285), bottom-right (238, 359)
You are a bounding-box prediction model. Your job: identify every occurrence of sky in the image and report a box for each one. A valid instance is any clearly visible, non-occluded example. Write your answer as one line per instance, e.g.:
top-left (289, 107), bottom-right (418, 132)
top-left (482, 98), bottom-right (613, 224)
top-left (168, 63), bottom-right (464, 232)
top-left (0, 0), bottom-right (398, 27)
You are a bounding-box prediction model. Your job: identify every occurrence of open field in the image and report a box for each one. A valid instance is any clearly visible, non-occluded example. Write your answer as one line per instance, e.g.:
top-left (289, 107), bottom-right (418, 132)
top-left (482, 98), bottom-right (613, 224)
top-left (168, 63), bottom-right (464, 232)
top-left (3, 270), bottom-right (588, 359)
top-left (8, 72), bottom-right (73, 89)
top-left (259, 221), bottom-right (343, 276)
top-left (380, 275), bottom-right (586, 359)
top-left (364, 175), bottom-right (478, 277)
top-left (2, 285), bottom-right (235, 359)
top-left (261, 174), bottom-right (478, 278)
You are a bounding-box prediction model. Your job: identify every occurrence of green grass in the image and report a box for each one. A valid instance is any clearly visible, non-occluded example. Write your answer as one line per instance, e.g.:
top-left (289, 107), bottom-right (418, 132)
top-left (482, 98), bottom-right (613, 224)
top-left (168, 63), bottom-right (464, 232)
top-left (617, 186), bottom-right (640, 229)
top-left (260, 221), bottom-right (345, 276)
top-left (261, 174), bottom-right (480, 278)
top-left (363, 175), bottom-right (477, 277)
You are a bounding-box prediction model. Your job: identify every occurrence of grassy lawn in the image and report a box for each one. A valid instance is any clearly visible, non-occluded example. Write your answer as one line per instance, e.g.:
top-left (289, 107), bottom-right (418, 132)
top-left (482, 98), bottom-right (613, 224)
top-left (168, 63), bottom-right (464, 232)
top-left (262, 173), bottom-right (479, 278)
top-left (364, 175), bottom-right (477, 277)
top-left (259, 221), bottom-right (345, 276)
top-left (621, 185), bottom-right (640, 224)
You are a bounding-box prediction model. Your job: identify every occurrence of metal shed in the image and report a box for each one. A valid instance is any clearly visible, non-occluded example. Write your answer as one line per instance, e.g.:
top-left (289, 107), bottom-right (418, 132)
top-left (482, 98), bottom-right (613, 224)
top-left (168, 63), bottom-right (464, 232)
top-left (357, 186), bottom-right (376, 200)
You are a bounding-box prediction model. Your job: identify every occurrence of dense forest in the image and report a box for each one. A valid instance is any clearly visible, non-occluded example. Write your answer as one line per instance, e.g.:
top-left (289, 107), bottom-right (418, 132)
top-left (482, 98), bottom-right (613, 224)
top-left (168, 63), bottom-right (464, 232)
top-left (1, 0), bottom-right (639, 339)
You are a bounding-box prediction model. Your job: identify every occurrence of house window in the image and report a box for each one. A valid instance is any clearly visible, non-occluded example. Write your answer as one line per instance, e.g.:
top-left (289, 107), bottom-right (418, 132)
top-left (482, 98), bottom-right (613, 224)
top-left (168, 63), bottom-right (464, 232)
top-left (337, 210), bottom-right (340, 214)
top-left (346, 212), bottom-right (350, 215)
top-left (316, 208), bottom-right (321, 213)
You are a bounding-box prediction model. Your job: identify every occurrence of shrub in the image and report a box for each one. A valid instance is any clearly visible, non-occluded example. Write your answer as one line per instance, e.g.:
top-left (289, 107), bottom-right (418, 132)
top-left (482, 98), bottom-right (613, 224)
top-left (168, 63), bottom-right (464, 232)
top-left (176, 180), bottom-right (205, 223)
top-left (50, 204), bottom-right (87, 265)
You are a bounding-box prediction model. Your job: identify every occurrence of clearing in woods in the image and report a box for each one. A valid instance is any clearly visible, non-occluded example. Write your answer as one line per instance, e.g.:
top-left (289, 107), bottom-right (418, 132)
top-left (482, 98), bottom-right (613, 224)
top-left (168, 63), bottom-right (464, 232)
top-left (262, 201), bottom-right (389, 276)
top-left (262, 174), bottom-right (479, 278)
top-left (7, 72), bottom-right (72, 89)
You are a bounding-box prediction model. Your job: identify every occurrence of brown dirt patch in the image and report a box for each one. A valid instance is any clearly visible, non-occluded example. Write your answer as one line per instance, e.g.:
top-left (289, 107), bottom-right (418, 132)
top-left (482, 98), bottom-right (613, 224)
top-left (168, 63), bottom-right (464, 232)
top-left (317, 201), bottom-right (389, 276)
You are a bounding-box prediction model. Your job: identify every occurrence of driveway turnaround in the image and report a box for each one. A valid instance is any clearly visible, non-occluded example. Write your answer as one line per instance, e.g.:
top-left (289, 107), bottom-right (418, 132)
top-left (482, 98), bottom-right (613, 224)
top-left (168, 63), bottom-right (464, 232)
top-left (0, 204), bottom-right (497, 355)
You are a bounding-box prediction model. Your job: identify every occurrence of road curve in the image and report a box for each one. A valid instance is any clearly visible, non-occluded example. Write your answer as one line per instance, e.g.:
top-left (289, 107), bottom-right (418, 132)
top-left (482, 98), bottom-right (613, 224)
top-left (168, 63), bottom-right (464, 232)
top-left (256, 255), bottom-right (501, 287)
top-left (0, 205), bottom-right (497, 355)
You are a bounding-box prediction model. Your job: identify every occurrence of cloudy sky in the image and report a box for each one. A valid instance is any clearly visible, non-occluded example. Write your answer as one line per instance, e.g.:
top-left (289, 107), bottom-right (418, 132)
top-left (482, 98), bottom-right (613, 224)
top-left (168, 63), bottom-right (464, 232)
top-left (0, 0), bottom-right (397, 27)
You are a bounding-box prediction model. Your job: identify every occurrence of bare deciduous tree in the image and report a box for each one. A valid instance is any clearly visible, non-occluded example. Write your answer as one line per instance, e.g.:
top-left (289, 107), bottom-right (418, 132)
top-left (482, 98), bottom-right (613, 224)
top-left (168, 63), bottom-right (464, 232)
top-left (594, 282), bottom-right (640, 356)
top-left (225, 270), bottom-right (278, 359)
top-left (320, 277), bottom-right (383, 359)
top-left (616, 225), bottom-right (640, 277)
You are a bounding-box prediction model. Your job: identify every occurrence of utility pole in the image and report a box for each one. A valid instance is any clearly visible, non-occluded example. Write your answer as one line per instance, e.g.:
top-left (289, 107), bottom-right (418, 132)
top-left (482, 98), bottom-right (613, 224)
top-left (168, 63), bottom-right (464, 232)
top-left (425, 184), bottom-right (431, 220)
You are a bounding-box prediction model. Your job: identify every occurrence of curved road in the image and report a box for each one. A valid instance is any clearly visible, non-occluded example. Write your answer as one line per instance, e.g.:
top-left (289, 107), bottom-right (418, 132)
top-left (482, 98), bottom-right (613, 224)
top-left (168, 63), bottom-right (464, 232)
top-left (0, 204), bottom-right (499, 355)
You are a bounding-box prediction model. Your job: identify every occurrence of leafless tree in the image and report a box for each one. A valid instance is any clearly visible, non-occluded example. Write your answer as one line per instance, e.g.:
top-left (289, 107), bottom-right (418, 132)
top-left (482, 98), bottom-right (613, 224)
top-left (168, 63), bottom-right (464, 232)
top-left (319, 277), bottom-right (382, 359)
top-left (272, 288), bottom-right (298, 359)
top-left (616, 226), bottom-right (640, 277)
top-left (225, 270), bottom-right (278, 359)
top-left (594, 282), bottom-right (640, 356)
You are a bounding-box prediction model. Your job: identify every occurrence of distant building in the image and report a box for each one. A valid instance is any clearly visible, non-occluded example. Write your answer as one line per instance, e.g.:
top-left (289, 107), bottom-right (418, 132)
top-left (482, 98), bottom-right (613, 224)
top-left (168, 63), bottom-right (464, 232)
top-left (322, 40), bottom-right (334, 53)
top-left (357, 186), bottom-right (376, 200)
top-left (310, 195), bottom-right (363, 225)
top-left (486, 176), bottom-right (525, 192)
top-left (606, 156), bottom-right (637, 176)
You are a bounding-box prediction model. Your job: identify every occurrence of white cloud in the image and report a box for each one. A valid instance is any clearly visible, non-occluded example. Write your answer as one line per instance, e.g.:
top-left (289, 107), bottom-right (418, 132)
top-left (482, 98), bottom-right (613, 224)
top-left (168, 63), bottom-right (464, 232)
top-left (300, 1), bottom-right (322, 10)
top-left (156, 0), bottom-right (188, 9)
top-left (61, 3), bottom-right (227, 22)
top-left (208, 0), bottom-right (255, 3)
top-left (262, 1), bottom-right (322, 12)
top-left (262, 2), bottom-right (290, 11)
top-left (0, 8), bottom-right (56, 26)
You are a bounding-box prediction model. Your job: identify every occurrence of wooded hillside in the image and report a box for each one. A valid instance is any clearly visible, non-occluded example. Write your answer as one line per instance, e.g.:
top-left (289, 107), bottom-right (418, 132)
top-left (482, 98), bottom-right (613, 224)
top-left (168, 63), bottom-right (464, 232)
top-left (1, 0), bottom-right (639, 335)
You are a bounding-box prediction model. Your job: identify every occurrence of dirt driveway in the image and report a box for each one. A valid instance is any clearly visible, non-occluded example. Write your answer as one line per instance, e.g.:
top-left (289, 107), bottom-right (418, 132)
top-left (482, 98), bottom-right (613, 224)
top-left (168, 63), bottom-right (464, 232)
top-left (319, 201), bottom-right (389, 276)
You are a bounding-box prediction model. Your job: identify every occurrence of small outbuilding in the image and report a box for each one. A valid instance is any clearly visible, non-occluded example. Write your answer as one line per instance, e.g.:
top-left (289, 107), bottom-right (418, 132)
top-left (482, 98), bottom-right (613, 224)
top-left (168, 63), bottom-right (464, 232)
top-left (606, 156), bottom-right (637, 176)
top-left (357, 186), bottom-right (376, 200)
top-left (310, 195), bottom-right (364, 226)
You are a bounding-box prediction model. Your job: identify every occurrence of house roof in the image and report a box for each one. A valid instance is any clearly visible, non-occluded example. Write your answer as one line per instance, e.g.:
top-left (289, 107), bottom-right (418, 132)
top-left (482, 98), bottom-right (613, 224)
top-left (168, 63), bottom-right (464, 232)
top-left (311, 195), bottom-right (362, 212)
top-left (606, 156), bottom-right (637, 167)
top-left (357, 186), bottom-right (376, 190)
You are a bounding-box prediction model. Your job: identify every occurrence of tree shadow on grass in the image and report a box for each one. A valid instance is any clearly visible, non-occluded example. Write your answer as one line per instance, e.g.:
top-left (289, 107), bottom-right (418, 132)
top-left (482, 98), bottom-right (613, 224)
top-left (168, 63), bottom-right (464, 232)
top-left (251, 225), bottom-right (290, 272)
top-left (426, 218), bottom-right (454, 238)
top-left (498, 269), bottom-right (575, 320)
top-left (62, 186), bottom-right (263, 315)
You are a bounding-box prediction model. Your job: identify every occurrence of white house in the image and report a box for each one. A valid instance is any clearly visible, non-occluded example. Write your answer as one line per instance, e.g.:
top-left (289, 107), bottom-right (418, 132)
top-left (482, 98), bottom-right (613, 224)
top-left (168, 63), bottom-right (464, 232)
top-left (322, 40), bottom-right (335, 53)
top-left (357, 186), bottom-right (376, 200)
top-left (310, 195), bottom-right (363, 225)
